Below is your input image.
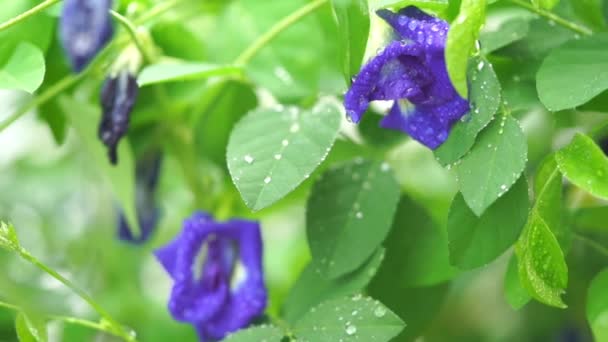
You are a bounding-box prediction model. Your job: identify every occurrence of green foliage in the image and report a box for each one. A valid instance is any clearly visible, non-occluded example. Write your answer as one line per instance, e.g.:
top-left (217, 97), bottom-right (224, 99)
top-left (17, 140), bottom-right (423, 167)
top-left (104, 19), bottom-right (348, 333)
top-left (380, 196), bottom-right (457, 287)
top-left (0, 42), bottom-right (45, 93)
top-left (515, 156), bottom-right (568, 308)
top-left (446, 0), bottom-right (486, 97)
top-left (587, 269), bottom-right (608, 341)
top-left (222, 325), bottom-right (284, 342)
top-left (227, 100), bottom-right (342, 211)
top-left (58, 96), bottom-right (141, 238)
top-left (137, 63), bottom-right (241, 86)
top-left (332, 0), bottom-right (369, 82)
top-left (456, 115), bottom-right (528, 216)
top-left (537, 34), bottom-right (608, 111)
top-left (556, 133), bottom-right (608, 200)
top-left (1, 0), bottom-right (608, 341)
top-left (434, 56), bottom-right (501, 165)
top-left (15, 312), bottom-right (46, 342)
top-left (306, 160), bottom-right (400, 278)
top-left (531, 0), bottom-right (560, 10)
top-left (504, 255), bottom-right (532, 310)
top-left (283, 248), bottom-right (384, 323)
top-left (448, 176), bottom-right (529, 269)
top-left (373, 0), bottom-right (449, 12)
top-left (293, 295), bottom-right (405, 341)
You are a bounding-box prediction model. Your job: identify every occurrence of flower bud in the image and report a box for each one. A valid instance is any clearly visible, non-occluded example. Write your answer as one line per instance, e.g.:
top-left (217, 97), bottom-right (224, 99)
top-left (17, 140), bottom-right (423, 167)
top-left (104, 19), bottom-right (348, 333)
top-left (60, 0), bottom-right (114, 72)
top-left (98, 69), bottom-right (138, 164)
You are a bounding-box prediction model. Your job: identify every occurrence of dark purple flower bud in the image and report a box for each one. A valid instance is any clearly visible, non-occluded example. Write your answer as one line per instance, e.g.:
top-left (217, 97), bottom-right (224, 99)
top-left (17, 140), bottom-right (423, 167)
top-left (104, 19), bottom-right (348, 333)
top-left (60, 0), bottom-right (114, 72)
top-left (344, 6), bottom-right (470, 149)
top-left (98, 69), bottom-right (138, 165)
top-left (155, 212), bottom-right (267, 341)
top-left (599, 137), bottom-right (608, 156)
top-left (118, 151), bottom-right (163, 244)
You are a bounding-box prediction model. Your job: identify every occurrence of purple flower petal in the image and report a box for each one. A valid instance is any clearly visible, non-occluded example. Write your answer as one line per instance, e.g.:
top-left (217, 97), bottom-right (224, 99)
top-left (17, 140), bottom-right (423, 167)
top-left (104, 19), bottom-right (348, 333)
top-left (381, 97), bottom-right (470, 148)
top-left (376, 7), bottom-right (448, 51)
top-left (344, 41), bottom-right (427, 123)
top-left (344, 6), bottom-right (470, 150)
top-left (154, 212), bottom-right (267, 341)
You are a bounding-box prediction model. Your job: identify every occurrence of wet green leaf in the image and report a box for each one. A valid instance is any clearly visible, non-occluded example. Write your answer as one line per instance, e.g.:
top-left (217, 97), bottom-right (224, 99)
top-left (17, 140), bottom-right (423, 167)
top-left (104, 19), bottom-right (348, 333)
top-left (307, 159), bottom-right (399, 278)
top-left (227, 100), bottom-right (341, 210)
top-left (556, 133), bottom-right (608, 200)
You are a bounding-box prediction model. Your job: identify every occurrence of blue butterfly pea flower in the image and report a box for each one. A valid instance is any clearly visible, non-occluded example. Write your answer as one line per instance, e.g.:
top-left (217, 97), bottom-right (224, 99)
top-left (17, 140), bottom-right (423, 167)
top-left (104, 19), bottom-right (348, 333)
top-left (98, 69), bottom-right (139, 165)
top-left (344, 6), bottom-right (470, 149)
top-left (155, 212), bottom-right (267, 341)
top-left (117, 151), bottom-right (162, 244)
top-left (60, 0), bottom-right (114, 72)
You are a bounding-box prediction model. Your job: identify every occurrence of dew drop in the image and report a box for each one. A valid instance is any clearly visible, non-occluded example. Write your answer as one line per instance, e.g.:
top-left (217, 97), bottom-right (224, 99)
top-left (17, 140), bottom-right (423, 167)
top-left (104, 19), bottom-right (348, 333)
top-left (274, 154), bottom-right (282, 160)
top-left (282, 139), bottom-right (289, 147)
top-left (374, 306), bottom-right (387, 318)
top-left (290, 123), bottom-right (300, 133)
top-left (380, 162), bottom-right (390, 172)
top-left (477, 60), bottom-right (485, 71)
top-left (355, 212), bottom-right (363, 219)
top-left (244, 155), bottom-right (254, 164)
top-left (352, 293), bottom-right (362, 301)
top-left (264, 177), bottom-right (272, 184)
top-left (345, 324), bottom-right (357, 336)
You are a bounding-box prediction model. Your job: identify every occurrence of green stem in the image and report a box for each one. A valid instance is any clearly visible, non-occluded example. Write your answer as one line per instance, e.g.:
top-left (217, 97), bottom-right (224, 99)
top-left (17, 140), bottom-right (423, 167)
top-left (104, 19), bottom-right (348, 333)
top-left (0, 300), bottom-right (129, 339)
top-left (0, 75), bottom-right (81, 132)
top-left (234, 0), bottom-right (329, 65)
top-left (16, 248), bottom-right (135, 341)
top-left (574, 233), bottom-right (608, 258)
top-left (110, 10), bottom-right (156, 63)
top-left (0, 300), bottom-right (19, 311)
top-left (509, 0), bottom-right (593, 36)
top-left (0, 0), bottom-right (61, 33)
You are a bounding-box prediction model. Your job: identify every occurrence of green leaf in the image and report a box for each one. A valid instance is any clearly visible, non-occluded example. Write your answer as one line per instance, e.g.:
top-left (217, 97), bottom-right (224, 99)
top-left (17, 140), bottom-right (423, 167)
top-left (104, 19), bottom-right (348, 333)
top-left (367, 279), bottom-right (449, 341)
top-left (516, 214), bottom-right (568, 308)
top-left (227, 100), bottom-right (342, 211)
top-left (574, 206), bottom-right (608, 234)
top-left (332, 0), bottom-right (369, 82)
top-left (15, 312), bottom-right (47, 342)
top-left (0, 221), bottom-right (20, 251)
top-left (504, 255), bottom-right (532, 310)
top-left (383, 196), bottom-right (457, 287)
top-left (537, 34), bottom-right (608, 111)
top-left (150, 21), bottom-right (207, 61)
top-left (283, 248), bottom-right (385, 324)
top-left (222, 325), bottom-right (284, 342)
top-left (0, 42), bottom-right (45, 93)
top-left (434, 56), bottom-right (501, 165)
top-left (0, 1), bottom-right (54, 52)
top-left (480, 17), bottom-right (531, 54)
top-left (446, 0), bottom-right (487, 98)
top-left (448, 176), bottom-right (529, 269)
top-left (569, 0), bottom-right (606, 29)
top-left (456, 115), bottom-right (528, 216)
top-left (293, 296), bottom-right (405, 341)
top-left (556, 133), bottom-right (608, 200)
top-left (587, 269), bottom-right (608, 342)
top-left (373, 0), bottom-right (449, 12)
top-left (194, 80), bottom-right (258, 168)
top-left (531, 0), bottom-right (559, 10)
top-left (515, 156), bottom-right (567, 308)
top-left (306, 159), bottom-right (400, 278)
top-left (137, 62), bottom-right (241, 86)
top-left (58, 97), bottom-right (141, 238)
top-left (211, 0), bottom-right (337, 101)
